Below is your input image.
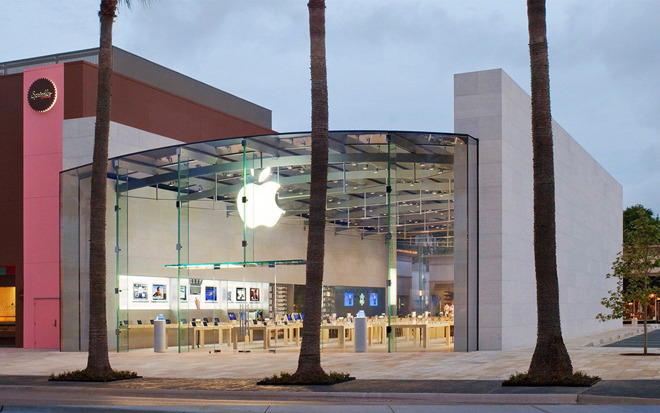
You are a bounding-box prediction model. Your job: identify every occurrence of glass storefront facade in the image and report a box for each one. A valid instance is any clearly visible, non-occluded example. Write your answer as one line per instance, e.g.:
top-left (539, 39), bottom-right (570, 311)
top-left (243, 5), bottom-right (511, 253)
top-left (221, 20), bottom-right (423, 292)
top-left (61, 131), bottom-right (478, 352)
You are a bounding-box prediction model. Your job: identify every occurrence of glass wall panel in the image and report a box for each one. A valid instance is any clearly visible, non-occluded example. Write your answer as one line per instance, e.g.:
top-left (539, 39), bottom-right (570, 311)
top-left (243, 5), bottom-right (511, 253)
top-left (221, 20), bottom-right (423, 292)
top-left (60, 168), bottom-right (84, 351)
top-left (386, 135), bottom-right (398, 352)
top-left (452, 135), bottom-right (479, 351)
top-left (61, 131), bottom-right (477, 354)
top-left (115, 160), bottom-right (130, 352)
top-left (176, 148), bottom-right (191, 352)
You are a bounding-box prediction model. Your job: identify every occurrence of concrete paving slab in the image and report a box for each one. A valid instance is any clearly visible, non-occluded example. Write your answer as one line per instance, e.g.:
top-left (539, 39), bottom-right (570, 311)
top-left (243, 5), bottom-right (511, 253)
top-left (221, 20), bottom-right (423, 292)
top-left (3, 326), bottom-right (660, 409)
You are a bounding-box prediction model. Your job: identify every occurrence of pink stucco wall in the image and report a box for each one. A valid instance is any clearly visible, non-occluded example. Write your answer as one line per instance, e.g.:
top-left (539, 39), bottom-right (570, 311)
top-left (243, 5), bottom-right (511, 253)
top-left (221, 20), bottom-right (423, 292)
top-left (23, 64), bottom-right (64, 349)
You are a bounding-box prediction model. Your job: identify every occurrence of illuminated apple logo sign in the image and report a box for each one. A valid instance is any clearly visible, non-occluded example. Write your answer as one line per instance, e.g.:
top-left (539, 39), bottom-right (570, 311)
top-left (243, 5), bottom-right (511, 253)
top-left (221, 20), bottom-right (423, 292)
top-left (237, 167), bottom-right (284, 228)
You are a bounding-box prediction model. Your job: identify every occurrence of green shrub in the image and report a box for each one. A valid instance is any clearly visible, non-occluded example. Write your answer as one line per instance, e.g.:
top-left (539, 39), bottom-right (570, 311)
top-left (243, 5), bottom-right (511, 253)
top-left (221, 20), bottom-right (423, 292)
top-left (49, 369), bottom-right (141, 382)
top-left (258, 371), bottom-right (355, 385)
top-left (502, 371), bottom-right (600, 387)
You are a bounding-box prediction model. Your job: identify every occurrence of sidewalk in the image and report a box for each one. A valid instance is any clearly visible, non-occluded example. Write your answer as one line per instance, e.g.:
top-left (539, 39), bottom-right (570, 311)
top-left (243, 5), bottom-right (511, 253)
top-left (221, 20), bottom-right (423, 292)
top-left (1, 325), bottom-right (659, 409)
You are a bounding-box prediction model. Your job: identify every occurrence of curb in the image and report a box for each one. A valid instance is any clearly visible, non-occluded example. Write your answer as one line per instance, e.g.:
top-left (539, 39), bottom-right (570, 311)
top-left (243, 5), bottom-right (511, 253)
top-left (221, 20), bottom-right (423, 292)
top-left (577, 394), bottom-right (660, 405)
top-left (4, 384), bottom-right (660, 406)
top-left (0, 385), bottom-right (581, 405)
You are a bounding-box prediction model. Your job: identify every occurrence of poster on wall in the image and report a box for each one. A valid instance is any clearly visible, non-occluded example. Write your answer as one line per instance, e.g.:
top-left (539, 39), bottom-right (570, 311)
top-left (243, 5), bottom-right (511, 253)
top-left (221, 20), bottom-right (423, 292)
top-left (369, 292), bottom-right (378, 307)
top-left (236, 287), bottom-right (246, 302)
top-left (152, 284), bottom-right (166, 301)
top-left (250, 288), bottom-right (260, 302)
top-left (133, 283), bottom-right (148, 301)
top-left (179, 285), bottom-right (187, 301)
top-left (205, 286), bottom-right (217, 302)
top-left (344, 292), bottom-right (354, 306)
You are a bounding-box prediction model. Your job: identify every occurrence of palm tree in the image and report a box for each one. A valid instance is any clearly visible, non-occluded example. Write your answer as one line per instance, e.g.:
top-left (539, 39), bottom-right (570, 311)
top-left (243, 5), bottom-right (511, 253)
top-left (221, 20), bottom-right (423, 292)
top-left (294, 0), bottom-right (329, 380)
top-left (86, 0), bottom-right (142, 374)
top-left (526, 0), bottom-right (573, 380)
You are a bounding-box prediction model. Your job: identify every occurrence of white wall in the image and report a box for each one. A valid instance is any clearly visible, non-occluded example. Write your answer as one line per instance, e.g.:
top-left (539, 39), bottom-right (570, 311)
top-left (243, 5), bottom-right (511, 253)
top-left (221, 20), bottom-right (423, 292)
top-left (116, 190), bottom-right (388, 288)
top-left (63, 117), bottom-right (181, 170)
top-left (455, 69), bottom-right (621, 350)
top-left (428, 255), bottom-right (453, 283)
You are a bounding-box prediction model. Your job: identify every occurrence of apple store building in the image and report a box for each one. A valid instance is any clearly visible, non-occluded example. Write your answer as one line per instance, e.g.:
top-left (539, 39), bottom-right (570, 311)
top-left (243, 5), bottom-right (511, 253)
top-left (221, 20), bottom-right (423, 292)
top-left (1, 48), bottom-right (621, 354)
top-left (61, 130), bottom-right (479, 353)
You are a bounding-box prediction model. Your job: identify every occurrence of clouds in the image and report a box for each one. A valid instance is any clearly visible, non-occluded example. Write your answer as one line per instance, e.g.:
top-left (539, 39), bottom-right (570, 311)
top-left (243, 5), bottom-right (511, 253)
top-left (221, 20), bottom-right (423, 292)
top-left (1, 0), bottom-right (658, 212)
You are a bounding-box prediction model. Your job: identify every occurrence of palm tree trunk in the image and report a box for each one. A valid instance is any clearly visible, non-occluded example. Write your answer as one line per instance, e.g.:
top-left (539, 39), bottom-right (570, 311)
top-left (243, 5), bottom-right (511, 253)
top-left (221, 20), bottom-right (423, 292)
top-left (86, 0), bottom-right (117, 373)
top-left (295, 0), bottom-right (329, 379)
top-left (526, 0), bottom-right (573, 379)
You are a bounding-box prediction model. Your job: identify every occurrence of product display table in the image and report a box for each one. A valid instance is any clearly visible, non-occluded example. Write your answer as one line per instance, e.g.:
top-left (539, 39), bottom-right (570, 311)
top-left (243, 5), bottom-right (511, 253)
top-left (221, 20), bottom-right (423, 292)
top-left (192, 324), bottom-right (232, 348)
top-left (230, 323), bottom-right (302, 350)
top-left (427, 321), bottom-right (453, 345)
top-left (125, 323), bottom-right (191, 349)
top-left (363, 319), bottom-right (454, 348)
top-left (321, 324), bottom-right (355, 349)
top-left (392, 322), bottom-right (428, 348)
top-left (121, 317), bottom-right (453, 351)
top-left (264, 324), bottom-right (301, 348)
top-left (367, 322), bottom-right (387, 345)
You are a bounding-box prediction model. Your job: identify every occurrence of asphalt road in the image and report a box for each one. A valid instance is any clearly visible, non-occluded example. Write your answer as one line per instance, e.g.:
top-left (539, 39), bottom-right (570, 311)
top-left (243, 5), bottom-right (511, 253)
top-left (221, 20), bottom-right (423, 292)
top-left (604, 328), bottom-right (660, 349)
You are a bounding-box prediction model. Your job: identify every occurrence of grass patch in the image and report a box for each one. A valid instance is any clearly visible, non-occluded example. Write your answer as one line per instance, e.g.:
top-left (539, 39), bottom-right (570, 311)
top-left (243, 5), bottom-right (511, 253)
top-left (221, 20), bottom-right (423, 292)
top-left (257, 371), bottom-right (355, 386)
top-left (502, 371), bottom-right (600, 387)
top-left (49, 369), bottom-right (141, 382)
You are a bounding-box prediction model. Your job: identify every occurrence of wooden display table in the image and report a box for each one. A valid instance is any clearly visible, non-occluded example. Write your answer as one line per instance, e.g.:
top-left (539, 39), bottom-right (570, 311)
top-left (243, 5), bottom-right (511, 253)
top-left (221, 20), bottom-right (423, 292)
top-left (321, 324), bottom-right (355, 349)
top-left (192, 324), bottom-right (232, 348)
top-left (392, 322), bottom-right (428, 348)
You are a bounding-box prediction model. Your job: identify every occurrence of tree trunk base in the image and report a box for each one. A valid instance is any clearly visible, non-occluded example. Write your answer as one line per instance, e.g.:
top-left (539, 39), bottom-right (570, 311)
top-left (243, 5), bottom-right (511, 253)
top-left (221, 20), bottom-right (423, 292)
top-left (528, 336), bottom-right (573, 381)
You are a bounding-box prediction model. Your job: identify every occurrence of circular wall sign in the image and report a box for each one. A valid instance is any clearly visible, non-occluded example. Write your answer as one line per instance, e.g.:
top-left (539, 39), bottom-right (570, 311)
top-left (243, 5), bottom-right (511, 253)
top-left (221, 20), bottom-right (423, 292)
top-left (27, 78), bottom-right (57, 112)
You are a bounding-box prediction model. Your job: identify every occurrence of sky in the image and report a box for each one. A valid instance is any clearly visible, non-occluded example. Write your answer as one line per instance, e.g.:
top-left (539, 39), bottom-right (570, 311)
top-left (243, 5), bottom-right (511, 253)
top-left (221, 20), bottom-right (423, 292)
top-left (1, 0), bottom-right (659, 213)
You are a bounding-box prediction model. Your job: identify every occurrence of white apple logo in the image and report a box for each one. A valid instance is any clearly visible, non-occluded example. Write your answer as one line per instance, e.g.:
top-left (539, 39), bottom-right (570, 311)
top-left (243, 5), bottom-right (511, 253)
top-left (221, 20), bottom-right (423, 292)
top-left (237, 167), bottom-right (284, 228)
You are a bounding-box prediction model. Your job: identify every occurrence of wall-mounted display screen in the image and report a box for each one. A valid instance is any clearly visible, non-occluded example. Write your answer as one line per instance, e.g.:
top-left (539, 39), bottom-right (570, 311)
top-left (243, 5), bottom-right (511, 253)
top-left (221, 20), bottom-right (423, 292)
top-left (227, 290), bottom-right (233, 302)
top-left (369, 292), bottom-right (378, 307)
top-left (190, 285), bottom-right (201, 295)
top-left (205, 286), bottom-right (217, 302)
top-left (344, 292), bottom-right (354, 307)
top-left (152, 284), bottom-right (166, 301)
top-left (133, 283), bottom-right (148, 301)
top-left (250, 288), bottom-right (260, 302)
top-left (236, 287), bottom-right (246, 302)
top-left (179, 285), bottom-right (187, 301)
top-left (334, 286), bottom-right (386, 317)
